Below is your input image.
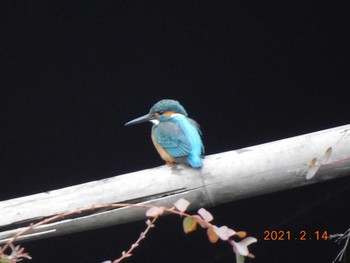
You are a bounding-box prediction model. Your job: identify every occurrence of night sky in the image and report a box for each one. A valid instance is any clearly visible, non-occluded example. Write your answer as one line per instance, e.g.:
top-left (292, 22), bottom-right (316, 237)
top-left (1, 1), bottom-right (350, 262)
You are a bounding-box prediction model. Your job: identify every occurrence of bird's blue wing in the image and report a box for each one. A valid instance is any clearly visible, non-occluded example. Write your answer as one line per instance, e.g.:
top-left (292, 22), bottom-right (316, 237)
top-left (187, 118), bottom-right (204, 156)
top-left (153, 122), bottom-right (191, 158)
top-left (172, 116), bottom-right (204, 167)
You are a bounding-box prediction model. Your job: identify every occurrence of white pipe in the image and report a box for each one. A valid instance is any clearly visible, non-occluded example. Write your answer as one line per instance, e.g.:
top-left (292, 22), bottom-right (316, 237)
top-left (1, 124), bottom-right (349, 244)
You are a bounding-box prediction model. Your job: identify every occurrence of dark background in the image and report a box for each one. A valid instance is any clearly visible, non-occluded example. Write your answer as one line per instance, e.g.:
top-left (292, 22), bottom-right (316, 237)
top-left (1, 1), bottom-right (350, 262)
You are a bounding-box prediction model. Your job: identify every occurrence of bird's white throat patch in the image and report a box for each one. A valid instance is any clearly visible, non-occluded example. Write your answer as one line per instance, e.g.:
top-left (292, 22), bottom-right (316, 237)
top-left (150, 119), bottom-right (160, 125)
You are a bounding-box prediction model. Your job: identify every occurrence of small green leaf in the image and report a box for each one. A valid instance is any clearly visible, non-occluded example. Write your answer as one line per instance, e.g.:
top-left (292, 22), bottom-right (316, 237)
top-left (183, 216), bottom-right (197, 233)
top-left (207, 227), bottom-right (219, 243)
top-left (236, 253), bottom-right (245, 263)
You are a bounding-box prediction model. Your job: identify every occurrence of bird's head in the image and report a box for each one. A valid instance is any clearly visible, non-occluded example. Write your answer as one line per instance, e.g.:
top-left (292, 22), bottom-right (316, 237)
top-left (125, 99), bottom-right (188, 126)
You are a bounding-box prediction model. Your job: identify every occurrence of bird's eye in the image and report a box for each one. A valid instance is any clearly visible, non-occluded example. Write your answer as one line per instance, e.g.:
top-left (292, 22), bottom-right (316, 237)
top-left (158, 110), bottom-right (164, 115)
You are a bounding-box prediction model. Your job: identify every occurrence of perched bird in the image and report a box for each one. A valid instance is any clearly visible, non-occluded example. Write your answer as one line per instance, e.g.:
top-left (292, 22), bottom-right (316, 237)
top-left (125, 99), bottom-right (204, 168)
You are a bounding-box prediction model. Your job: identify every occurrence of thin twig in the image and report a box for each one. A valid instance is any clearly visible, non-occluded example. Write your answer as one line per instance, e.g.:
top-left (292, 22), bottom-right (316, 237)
top-left (0, 203), bottom-right (154, 255)
top-left (113, 217), bottom-right (158, 263)
top-left (330, 228), bottom-right (350, 263)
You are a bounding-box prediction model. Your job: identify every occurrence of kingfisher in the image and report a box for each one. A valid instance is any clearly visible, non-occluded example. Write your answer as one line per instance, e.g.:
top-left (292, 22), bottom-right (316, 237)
top-left (125, 99), bottom-right (204, 168)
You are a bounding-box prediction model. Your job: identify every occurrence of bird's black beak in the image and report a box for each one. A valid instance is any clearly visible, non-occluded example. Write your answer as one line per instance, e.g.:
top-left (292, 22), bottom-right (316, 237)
top-left (125, 114), bottom-right (154, 126)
